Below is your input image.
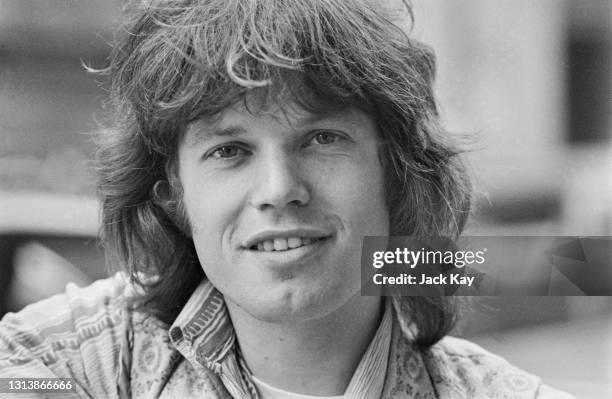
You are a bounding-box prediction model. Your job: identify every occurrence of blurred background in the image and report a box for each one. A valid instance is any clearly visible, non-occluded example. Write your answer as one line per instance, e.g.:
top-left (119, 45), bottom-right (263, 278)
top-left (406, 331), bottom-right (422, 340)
top-left (0, 0), bottom-right (610, 397)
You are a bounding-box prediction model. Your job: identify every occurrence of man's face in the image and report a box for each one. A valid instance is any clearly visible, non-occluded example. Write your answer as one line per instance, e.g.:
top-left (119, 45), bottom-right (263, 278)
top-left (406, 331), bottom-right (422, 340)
top-left (178, 99), bottom-right (389, 322)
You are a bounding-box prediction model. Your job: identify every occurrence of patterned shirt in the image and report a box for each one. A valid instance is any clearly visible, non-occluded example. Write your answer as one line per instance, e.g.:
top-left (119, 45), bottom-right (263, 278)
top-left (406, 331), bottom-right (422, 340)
top-left (0, 275), bottom-right (574, 398)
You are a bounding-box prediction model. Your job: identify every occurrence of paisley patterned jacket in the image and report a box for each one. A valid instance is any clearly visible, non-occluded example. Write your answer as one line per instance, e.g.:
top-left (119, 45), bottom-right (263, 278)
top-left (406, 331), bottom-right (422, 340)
top-left (0, 275), bottom-right (573, 398)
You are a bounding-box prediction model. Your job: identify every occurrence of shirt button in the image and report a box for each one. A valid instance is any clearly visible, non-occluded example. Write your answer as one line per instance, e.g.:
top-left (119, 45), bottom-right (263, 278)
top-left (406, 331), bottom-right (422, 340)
top-left (170, 327), bottom-right (183, 342)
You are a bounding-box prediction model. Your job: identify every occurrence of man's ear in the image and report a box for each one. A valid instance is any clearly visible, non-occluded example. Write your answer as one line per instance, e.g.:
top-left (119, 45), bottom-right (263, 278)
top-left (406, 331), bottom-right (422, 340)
top-left (151, 179), bottom-right (192, 236)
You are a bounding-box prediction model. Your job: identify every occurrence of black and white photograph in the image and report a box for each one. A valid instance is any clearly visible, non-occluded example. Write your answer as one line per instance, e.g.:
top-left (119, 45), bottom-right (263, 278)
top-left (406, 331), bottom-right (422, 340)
top-left (0, 1), bottom-right (610, 398)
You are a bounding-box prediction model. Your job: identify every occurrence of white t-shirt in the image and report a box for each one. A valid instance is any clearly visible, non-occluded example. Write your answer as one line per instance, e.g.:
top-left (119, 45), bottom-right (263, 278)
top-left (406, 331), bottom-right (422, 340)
top-left (251, 375), bottom-right (345, 399)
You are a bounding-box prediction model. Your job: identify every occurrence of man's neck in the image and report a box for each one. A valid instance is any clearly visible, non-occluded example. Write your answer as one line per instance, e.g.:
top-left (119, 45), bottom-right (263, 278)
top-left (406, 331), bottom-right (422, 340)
top-left (225, 294), bottom-right (382, 396)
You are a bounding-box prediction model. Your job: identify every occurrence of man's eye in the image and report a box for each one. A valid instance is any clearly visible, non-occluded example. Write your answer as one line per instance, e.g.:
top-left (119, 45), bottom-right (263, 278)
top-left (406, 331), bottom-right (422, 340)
top-left (207, 145), bottom-right (247, 159)
top-left (310, 131), bottom-right (342, 145)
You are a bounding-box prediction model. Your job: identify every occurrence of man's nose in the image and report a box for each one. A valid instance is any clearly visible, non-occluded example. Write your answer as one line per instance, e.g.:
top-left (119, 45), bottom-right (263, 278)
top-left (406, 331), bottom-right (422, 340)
top-left (249, 151), bottom-right (310, 211)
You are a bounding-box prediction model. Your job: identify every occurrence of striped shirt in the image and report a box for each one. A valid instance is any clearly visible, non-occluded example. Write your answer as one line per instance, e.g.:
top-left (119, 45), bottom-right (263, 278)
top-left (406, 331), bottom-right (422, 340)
top-left (0, 275), bottom-right (574, 398)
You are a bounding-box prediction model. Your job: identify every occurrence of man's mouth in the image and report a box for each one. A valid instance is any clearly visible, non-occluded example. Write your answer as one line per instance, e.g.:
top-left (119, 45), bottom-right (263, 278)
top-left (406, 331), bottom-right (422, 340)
top-left (249, 236), bottom-right (328, 252)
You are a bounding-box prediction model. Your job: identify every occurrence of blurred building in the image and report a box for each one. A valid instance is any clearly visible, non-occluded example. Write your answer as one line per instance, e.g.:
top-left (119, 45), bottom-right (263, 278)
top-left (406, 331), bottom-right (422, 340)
top-left (413, 0), bottom-right (611, 236)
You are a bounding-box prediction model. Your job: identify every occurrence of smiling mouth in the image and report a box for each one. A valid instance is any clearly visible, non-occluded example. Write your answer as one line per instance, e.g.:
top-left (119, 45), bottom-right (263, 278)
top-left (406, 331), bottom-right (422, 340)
top-left (248, 236), bottom-right (329, 252)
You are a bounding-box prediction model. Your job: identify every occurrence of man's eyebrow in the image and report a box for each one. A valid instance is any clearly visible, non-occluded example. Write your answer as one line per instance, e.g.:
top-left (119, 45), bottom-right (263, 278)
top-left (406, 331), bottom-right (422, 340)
top-left (186, 125), bottom-right (247, 147)
top-left (185, 109), bottom-right (358, 146)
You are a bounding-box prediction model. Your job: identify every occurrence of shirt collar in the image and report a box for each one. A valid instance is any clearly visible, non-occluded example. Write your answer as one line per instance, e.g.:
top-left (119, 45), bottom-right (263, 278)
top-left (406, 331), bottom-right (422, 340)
top-left (169, 279), bottom-right (235, 371)
top-left (343, 298), bottom-right (392, 399)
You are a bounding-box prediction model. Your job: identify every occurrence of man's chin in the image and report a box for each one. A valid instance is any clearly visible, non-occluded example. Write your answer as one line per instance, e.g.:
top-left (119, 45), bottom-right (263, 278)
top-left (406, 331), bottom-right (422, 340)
top-left (234, 288), bottom-right (343, 325)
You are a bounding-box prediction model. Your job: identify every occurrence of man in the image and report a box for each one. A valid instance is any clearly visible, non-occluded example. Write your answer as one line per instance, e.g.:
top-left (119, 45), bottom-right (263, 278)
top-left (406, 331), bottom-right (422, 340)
top-left (0, 0), bottom-right (572, 397)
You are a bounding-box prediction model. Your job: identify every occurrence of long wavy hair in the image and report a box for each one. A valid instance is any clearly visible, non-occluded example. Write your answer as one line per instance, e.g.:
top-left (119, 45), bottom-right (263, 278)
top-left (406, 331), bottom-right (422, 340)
top-left (95, 0), bottom-right (471, 347)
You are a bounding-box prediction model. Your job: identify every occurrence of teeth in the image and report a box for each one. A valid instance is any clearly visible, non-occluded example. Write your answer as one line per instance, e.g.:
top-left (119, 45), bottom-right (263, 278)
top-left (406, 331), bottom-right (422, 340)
top-left (254, 237), bottom-right (321, 251)
top-left (287, 237), bottom-right (302, 248)
top-left (273, 238), bottom-right (288, 251)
